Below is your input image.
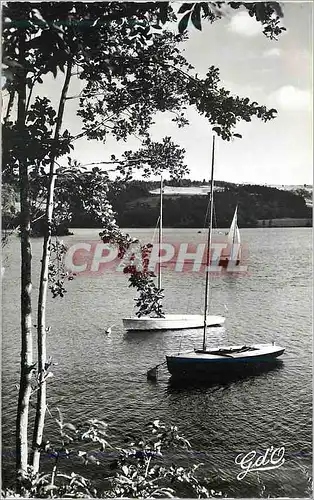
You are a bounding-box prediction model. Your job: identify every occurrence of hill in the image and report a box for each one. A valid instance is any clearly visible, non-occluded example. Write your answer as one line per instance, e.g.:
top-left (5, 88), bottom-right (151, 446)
top-left (3, 179), bottom-right (312, 234)
top-left (108, 180), bottom-right (312, 228)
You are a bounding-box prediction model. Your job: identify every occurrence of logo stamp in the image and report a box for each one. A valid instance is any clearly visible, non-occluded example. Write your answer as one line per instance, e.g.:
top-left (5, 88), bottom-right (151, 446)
top-left (64, 240), bottom-right (248, 277)
top-left (235, 446), bottom-right (285, 480)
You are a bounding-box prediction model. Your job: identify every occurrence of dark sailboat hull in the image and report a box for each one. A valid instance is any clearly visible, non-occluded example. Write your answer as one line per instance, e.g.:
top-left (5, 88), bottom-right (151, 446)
top-left (166, 347), bottom-right (285, 380)
top-left (218, 258), bottom-right (240, 268)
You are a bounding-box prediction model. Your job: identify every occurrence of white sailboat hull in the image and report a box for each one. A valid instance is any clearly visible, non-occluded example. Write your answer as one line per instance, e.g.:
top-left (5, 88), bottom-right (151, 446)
top-left (167, 343), bottom-right (285, 379)
top-left (123, 314), bottom-right (225, 331)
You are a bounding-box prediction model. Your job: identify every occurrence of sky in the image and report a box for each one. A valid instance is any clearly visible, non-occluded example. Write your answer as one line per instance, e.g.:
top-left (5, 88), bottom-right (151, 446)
top-left (5, 1), bottom-right (313, 185)
top-left (170, 1), bottom-right (314, 185)
top-left (161, 1), bottom-right (313, 185)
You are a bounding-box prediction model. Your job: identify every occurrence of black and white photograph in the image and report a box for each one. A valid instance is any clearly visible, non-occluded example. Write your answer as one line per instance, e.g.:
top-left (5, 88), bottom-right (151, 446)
top-left (1, 1), bottom-right (312, 498)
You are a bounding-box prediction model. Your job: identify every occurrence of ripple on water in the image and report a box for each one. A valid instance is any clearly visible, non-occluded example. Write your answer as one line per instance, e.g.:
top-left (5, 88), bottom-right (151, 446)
top-left (1, 228), bottom-right (312, 496)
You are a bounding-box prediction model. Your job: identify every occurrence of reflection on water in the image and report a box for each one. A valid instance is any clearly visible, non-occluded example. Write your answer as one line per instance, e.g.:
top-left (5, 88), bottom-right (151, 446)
top-left (167, 359), bottom-right (284, 392)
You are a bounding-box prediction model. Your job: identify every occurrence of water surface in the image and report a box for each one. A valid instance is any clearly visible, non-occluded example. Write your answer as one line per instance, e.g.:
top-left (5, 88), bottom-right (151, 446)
top-left (2, 228), bottom-right (312, 497)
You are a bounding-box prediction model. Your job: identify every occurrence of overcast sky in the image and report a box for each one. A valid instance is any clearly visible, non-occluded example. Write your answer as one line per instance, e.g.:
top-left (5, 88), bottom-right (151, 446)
top-left (27, 2), bottom-right (313, 185)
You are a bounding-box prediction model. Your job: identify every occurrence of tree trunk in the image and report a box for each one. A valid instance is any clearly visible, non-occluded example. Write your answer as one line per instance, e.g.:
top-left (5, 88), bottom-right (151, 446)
top-left (15, 29), bottom-right (33, 485)
top-left (31, 61), bottom-right (72, 473)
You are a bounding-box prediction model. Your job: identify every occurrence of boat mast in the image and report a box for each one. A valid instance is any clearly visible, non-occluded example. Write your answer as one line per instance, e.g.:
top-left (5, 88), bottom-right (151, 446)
top-left (203, 135), bottom-right (216, 351)
top-left (158, 175), bottom-right (163, 290)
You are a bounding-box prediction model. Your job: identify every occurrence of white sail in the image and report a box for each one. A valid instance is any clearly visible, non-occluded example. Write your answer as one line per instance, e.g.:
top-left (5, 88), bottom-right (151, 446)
top-left (227, 205), bottom-right (240, 246)
top-left (220, 206), bottom-right (241, 261)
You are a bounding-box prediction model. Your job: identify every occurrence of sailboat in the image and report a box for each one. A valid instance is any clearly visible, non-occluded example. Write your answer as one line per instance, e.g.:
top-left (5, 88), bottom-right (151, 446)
top-left (219, 205), bottom-right (241, 267)
top-left (166, 136), bottom-right (284, 378)
top-left (123, 176), bottom-right (225, 332)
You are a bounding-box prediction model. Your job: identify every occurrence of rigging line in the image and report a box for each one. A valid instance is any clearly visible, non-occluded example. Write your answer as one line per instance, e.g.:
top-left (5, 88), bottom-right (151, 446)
top-left (150, 215), bottom-right (160, 245)
top-left (203, 135), bottom-right (216, 351)
top-left (203, 200), bottom-right (217, 230)
top-left (203, 196), bottom-right (210, 229)
top-left (213, 202), bottom-right (218, 230)
top-left (201, 206), bottom-right (217, 315)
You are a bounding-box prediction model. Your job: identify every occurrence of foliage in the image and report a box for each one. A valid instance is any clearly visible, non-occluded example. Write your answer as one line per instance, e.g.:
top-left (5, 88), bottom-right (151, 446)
top-left (2, 0), bottom-right (287, 489)
top-left (100, 229), bottom-right (165, 318)
top-left (1, 183), bottom-right (19, 245)
top-left (48, 239), bottom-right (75, 298)
top-left (106, 420), bottom-right (212, 498)
top-left (177, 2), bottom-right (285, 39)
top-left (128, 253), bottom-right (165, 318)
top-left (2, 96), bottom-right (72, 184)
top-left (112, 137), bottom-right (188, 182)
top-left (3, 3), bottom-right (282, 147)
top-left (2, 417), bottom-right (219, 498)
top-left (76, 28), bottom-right (277, 144)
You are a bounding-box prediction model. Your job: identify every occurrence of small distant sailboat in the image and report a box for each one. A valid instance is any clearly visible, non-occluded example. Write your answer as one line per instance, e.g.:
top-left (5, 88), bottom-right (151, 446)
top-left (166, 135), bottom-right (284, 380)
top-left (219, 206), bottom-right (241, 267)
top-left (123, 175), bottom-right (225, 332)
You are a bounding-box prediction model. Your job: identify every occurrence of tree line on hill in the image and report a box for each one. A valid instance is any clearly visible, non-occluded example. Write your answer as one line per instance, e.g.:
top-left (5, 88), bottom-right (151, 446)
top-left (108, 180), bottom-right (312, 228)
top-left (2, 179), bottom-right (311, 235)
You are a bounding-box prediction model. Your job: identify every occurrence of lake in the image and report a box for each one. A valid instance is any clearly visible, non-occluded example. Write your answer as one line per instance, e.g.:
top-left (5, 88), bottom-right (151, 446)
top-left (1, 227), bottom-right (312, 497)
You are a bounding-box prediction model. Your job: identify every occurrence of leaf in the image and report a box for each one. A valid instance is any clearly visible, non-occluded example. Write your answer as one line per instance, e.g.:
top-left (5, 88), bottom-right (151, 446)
top-left (63, 422), bottom-right (76, 431)
top-left (178, 11), bottom-right (192, 34)
top-left (178, 3), bottom-right (193, 14)
top-left (270, 2), bottom-right (283, 17)
top-left (121, 465), bottom-right (129, 476)
top-left (158, 3), bottom-right (169, 24)
top-left (191, 4), bottom-right (202, 31)
top-left (233, 133), bottom-right (242, 138)
top-left (56, 407), bottom-right (63, 425)
top-left (43, 485), bottom-right (58, 492)
top-left (229, 2), bottom-right (241, 9)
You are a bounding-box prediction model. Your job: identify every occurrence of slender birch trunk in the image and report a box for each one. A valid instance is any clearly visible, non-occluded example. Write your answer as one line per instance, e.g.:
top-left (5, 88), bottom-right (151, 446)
top-left (31, 61), bottom-right (72, 473)
top-left (15, 29), bottom-right (33, 484)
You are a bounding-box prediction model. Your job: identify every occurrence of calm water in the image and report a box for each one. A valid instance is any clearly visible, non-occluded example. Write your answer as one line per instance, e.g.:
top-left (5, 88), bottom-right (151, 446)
top-left (2, 228), bottom-right (312, 497)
